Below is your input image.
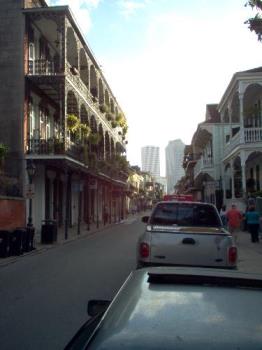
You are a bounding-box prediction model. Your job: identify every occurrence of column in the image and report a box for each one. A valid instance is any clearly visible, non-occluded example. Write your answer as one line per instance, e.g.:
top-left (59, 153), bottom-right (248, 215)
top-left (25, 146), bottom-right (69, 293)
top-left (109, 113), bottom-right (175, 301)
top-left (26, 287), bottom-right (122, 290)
top-left (64, 170), bottom-right (71, 240)
top-left (221, 166), bottom-right (226, 204)
top-left (86, 175), bottom-right (90, 231)
top-left (96, 181), bottom-right (99, 228)
top-left (240, 150), bottom-right (247, 196)
top-left (239, 92), bottom-right (245, 143)
top-left (46, 170), bottom-right (56, 220)
top-left (109, 185), bottom-right (112, 224)
top-left (230, 159), bottom-right (235, 200)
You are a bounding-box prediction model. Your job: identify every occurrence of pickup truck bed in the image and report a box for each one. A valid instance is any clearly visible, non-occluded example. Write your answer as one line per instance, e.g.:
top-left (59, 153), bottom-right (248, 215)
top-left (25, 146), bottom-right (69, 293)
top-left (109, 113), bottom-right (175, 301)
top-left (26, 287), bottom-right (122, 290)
top-left (137, 201), bottom-right (237, 269)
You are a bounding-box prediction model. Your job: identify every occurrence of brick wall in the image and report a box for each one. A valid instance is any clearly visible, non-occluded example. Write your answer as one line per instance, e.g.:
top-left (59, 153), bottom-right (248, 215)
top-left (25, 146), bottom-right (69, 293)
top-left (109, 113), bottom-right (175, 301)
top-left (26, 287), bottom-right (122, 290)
top-left (0, 198), bottom-right (26, 230)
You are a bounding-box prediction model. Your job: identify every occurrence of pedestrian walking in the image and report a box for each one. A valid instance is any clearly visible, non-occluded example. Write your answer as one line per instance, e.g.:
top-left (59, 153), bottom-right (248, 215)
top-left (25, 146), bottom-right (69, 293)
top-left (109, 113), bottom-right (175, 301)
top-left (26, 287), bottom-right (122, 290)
top-left (220, 205), bottom-right (227, 228)
top-left (226, 204), bottom-right (242, 244)
top-left (245, 205), bottom-right (261, 243)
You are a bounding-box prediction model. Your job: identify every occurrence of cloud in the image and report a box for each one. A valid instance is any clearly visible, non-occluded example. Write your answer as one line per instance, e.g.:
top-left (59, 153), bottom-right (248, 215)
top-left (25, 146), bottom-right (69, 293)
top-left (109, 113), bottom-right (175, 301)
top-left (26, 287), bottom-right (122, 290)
top-left (46, 0), bottom-right (101, 34)
top-left (101, 6), bottom-right (262, 170)
top-left (117, 0), bottom-right (149, 17)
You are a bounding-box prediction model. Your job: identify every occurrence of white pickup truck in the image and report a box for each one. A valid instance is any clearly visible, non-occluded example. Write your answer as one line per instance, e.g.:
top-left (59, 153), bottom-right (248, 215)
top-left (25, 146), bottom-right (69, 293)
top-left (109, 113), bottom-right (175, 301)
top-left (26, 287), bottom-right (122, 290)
top-left (137, 201), bottom-right (237, 269)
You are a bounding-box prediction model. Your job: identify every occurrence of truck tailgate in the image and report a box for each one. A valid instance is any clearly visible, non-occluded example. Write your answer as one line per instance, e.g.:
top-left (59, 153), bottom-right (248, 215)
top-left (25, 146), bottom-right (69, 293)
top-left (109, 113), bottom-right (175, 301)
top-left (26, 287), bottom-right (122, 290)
top-left (149, 227), bottom-right (231, 267)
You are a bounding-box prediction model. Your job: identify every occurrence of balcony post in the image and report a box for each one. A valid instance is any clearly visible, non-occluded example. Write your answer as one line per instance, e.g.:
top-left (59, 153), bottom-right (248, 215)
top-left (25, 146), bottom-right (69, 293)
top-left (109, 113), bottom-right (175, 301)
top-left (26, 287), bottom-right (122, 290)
top-left (86, 175), bottom-right (90, 231)
top-left (228, 105), bottom-right (232, 125)
top-left (230, 159), bottom-right (235, 200)
top-left (239, 92), bottom-right (245, 143)
top-left (221, 166), bottom-right (226, 204)
top-left (64, 170), bottom-right (71, 240)
top-left (96, 180), bottom-right (99, 229)
top-left (241, 150), bottom-right (247, 197)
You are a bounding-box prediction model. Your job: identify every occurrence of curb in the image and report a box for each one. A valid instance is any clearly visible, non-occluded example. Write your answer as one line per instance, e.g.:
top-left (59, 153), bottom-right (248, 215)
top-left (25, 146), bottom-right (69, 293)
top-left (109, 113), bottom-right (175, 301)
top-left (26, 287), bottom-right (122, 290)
top-left (0, 215), bottom-right (141, 268)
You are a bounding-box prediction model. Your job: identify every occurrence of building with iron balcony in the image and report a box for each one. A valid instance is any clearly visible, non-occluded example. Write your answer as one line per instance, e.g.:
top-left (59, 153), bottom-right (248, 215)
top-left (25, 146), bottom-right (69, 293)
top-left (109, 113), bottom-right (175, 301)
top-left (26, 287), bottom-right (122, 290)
top-left (0, 0), bottom-right (129, 236)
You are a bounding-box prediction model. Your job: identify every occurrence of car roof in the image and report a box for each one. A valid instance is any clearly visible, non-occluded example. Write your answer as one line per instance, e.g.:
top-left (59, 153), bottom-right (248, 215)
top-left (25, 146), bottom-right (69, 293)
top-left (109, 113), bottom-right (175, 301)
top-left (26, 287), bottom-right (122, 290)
top-left (88, 267), bottom-right (262, 349)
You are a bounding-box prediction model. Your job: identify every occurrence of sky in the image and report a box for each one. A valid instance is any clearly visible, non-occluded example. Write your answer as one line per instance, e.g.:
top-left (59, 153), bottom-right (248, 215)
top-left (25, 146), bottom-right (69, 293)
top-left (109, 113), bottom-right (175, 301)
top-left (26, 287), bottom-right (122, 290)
top-left (47, 0), bottom-right (262, 175)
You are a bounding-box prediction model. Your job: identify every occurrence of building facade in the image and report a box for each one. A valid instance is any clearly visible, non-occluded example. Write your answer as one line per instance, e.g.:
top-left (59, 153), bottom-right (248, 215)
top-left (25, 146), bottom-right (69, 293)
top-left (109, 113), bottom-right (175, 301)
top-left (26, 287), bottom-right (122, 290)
top-left (141, 146), bottom-right (160, 179)
top-left (165, 139), bottom-right (185, 194)
top-left (0, 0), bottom-right (129, 236)
top-left (180, 69), bottom-right (262, 212)
top-left (219, 67), bottom-right (262, 211)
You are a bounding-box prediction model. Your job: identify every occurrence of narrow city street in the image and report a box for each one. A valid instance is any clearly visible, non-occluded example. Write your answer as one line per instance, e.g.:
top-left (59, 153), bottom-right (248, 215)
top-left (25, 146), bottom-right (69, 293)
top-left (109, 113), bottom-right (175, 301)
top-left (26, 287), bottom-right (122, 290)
top-left (0, 217), bottom-right (262, 350)
top-left (0, 216), bottom-right (143, 350)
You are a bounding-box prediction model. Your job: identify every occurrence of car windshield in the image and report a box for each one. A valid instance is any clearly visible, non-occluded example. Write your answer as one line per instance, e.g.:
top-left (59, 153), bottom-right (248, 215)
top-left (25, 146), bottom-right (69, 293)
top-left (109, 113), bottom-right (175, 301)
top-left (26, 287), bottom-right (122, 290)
top-left (150, 203), bottom-right (222, 227)
top-left (1, 1), bottom-right (262, 350)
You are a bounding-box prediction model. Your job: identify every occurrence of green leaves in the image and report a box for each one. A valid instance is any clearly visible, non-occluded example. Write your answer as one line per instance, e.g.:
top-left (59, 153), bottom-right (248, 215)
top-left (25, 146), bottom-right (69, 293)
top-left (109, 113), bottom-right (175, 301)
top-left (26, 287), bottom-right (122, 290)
top-left (0, 143), bottom-right (8, 160)
top-left (245, 1), bottom-right (262, 40)
top-left (67, 115), bottom-right (92, 142)
top-left (88, 132), bottom-right (101, 145)
top-left (245, 1), bottom-right (262, 11)
top-left (80, 123), bottom-right (91, 138)
top-left (99, 104), bottom-right (109, 114)
top-left (67, 114), bottom-right (79, 133)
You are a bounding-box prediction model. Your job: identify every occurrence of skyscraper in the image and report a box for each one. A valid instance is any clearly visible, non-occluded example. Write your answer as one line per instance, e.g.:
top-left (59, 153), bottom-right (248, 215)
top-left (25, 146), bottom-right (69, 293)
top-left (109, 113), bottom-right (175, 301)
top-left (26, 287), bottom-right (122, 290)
top-left (165, 139), bottom-right (185, 194)
top-left (141, 146), bottom-right (160, 178)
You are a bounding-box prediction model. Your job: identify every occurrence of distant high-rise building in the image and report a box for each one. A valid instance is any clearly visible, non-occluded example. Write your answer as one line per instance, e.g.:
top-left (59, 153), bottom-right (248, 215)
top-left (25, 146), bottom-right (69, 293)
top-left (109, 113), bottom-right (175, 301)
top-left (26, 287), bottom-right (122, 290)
top-left (165, 139), bottom-right (185, 194)
top-left (141, 146), bottom-right (160, 178)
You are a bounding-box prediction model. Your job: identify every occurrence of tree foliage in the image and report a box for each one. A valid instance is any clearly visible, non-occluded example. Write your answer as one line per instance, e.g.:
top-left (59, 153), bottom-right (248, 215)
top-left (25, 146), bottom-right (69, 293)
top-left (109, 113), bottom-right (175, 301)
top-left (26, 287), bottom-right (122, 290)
top-left (245, 0), bottom-right (262, 40)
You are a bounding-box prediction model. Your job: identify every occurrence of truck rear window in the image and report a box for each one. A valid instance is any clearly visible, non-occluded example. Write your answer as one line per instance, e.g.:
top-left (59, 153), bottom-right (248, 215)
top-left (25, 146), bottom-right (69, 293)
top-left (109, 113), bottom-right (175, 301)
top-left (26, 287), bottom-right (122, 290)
top-left (150, 203), bottom-right (221, 227)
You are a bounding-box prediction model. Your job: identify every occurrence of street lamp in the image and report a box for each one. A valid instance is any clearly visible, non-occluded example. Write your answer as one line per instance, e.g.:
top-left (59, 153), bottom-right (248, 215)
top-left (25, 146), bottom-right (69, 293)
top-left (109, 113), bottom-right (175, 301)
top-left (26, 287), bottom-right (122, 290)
top-left (26, 160), bottom-right (36, 227)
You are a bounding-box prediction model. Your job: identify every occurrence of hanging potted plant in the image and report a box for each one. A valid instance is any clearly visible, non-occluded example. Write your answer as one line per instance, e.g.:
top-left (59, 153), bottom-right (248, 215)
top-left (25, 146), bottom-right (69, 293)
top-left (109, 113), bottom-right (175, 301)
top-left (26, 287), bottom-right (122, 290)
top-left (111, 120), bottom-right (118, 128)
top-left (88, 132), bottom-right (101, 145)
top-left (99, 104), bottom-right (108, 113)
top-left (67, 114), bottom-right (79, 133)
top-left (106, 113), bottom-right (113, 121)
top-left (116, 112), bottom-right (126, 127)
top-left (79, 123), bottom-right (91, 140)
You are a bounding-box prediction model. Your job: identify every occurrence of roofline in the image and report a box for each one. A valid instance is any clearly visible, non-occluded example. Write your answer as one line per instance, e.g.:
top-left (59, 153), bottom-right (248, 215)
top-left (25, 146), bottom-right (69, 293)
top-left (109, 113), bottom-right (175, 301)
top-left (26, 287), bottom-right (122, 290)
top-left (218, 70), bottom-right (262, 112)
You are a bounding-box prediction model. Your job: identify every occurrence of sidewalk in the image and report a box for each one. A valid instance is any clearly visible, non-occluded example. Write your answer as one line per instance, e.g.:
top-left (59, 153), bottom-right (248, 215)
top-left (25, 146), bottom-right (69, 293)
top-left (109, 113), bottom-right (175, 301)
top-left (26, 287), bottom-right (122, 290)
top-left (0, 213), bottom-right (145, 268)
top-left (237, 229), bottom-right (262, 274)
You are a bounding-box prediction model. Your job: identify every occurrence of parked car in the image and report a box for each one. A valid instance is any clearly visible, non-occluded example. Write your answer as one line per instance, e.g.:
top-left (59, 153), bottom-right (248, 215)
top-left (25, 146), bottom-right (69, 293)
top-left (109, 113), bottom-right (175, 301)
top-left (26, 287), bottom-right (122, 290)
top-left (137, 201), bottom-right (237, 269)
top-left (65, 267), bottom-right (262, 349)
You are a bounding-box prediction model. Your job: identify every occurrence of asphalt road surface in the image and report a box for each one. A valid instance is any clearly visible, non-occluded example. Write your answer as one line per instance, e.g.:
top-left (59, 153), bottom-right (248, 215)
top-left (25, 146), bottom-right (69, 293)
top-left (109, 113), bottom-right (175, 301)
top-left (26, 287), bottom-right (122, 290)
top-left (1, 218), bottom-right (262, 350)
top-left (0, 216), bottom-right (143, 350)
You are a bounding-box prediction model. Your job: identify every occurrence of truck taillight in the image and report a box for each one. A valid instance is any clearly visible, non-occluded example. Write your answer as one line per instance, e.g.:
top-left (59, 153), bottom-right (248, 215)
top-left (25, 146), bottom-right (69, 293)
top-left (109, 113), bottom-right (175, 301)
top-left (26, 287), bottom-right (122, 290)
top-left (228, 246), bottom-right (237, 265)
top-left (140, 242), bottom-right (150, 258)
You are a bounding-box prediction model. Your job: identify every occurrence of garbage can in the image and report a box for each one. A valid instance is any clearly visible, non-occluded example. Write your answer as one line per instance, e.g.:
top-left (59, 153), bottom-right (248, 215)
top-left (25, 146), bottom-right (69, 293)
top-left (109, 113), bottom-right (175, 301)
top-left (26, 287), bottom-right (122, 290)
top-left (0, 230), bottom-right (11, 258)
top-left (41, 220), bottom-right (57, 244)
top-left (9, 228), bottom-right (26, 256)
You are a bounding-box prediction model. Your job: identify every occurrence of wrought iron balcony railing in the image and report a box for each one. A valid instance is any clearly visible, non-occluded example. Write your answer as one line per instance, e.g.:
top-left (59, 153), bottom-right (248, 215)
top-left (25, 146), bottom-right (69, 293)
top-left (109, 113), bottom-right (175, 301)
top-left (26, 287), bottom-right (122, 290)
top-left (26, 138), bottom-right (128, 183)
top-left (27, 137), bottom-right (84, 163)
top-left (28, 59), bottom-right (59, 75)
